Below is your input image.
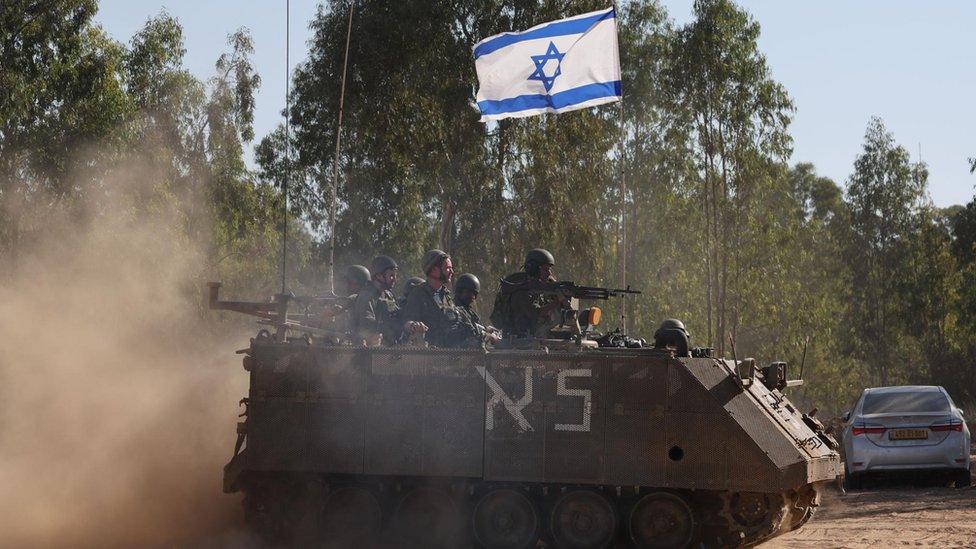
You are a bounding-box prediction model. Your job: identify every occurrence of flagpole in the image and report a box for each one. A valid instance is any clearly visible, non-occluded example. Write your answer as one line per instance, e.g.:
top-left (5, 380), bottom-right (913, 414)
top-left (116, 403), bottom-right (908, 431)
top-left (613, 1), bottom-right (628, 333)
top-left (618, 100), bottom-right (627, 333)
top-left (328, 0), bottom-right (355, 296)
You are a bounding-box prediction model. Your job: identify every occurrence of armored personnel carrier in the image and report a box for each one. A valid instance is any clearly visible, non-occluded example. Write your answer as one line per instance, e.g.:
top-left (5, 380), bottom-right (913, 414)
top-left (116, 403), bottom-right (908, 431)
top-left (210, 283), bottom-right (839, 548)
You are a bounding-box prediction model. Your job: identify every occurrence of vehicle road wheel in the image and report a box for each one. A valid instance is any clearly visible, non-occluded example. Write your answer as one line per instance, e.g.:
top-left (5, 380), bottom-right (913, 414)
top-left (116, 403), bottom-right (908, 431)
top-left (954, 469), bottom-right (972, 488)
top-left (472, 488), bottom-right (540, 549)
top-left (628, 491), bottom-right (695, 549)
top-left (549, 490), bottom-right (617, 549)
top-left (718, 491), bottom-right (789, 545)
top-left (321, 486), bottom-right (382, 547)
top-left (391, 486), bottom-right (461, 549)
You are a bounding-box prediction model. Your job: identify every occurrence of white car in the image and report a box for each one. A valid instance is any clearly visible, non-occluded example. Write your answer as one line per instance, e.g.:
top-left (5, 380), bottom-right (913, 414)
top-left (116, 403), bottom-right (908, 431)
top-left (841, 385), bottom-right (971, 489)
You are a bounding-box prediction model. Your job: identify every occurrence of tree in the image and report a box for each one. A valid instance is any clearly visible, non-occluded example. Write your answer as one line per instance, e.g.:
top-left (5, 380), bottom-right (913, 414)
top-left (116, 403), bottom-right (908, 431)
top-left (843, 117), bottom-right (928, 386)
top-left (0, 0), bottom-right (130, 268)
top-left (664, 0), bottom-right (794, 352)
top-left (0, 5), bottom-right (302, 296)
top-left (281, 0), bottom-right (624, 283)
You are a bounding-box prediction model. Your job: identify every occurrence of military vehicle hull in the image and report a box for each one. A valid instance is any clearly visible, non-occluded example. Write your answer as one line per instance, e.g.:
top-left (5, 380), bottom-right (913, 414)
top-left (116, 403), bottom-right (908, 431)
top-left (224, 333), bottom-right (839, 548)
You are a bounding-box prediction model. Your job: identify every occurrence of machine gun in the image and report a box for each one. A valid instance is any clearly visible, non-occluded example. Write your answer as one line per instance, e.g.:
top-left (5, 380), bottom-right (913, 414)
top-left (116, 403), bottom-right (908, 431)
top-left (499, 279), bottom-right (641, 300)
top-left (207, 282), bottom-right (347, 341)
top-left (495, 279), bottom-right (641, 345)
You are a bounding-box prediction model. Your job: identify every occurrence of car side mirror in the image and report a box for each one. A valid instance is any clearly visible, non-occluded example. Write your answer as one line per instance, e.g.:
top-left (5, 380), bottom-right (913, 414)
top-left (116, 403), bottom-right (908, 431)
top-left (842, 411), bottom-right (851, 422)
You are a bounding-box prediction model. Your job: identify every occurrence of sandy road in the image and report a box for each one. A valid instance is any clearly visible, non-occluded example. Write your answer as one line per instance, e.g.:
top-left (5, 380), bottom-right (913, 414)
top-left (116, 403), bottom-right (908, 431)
top-left (762, 483), bottom-right (976, 548)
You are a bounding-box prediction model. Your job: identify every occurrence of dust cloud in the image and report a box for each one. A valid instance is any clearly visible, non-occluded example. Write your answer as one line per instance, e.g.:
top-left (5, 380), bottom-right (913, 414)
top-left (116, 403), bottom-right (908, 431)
top-left (0, 166), bottom-right (257, 547)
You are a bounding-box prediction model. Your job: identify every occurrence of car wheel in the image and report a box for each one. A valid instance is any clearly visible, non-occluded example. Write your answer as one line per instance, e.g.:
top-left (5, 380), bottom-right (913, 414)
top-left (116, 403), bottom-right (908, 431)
top-left (843, 472), bottom-right (862, 491)
top-left (954, 469), bottom-right (972, 488)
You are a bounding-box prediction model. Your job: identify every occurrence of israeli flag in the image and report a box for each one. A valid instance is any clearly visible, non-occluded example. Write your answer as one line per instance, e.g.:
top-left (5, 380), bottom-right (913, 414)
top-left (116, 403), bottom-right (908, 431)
top-left (473, 7), bottom-right (621, 122)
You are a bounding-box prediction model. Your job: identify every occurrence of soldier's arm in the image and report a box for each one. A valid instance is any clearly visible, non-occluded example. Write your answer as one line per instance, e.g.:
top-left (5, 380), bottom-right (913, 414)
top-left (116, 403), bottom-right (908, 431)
top-left (396, 289), bottom-right (428, 342)
top-left (351, 294), bottom-right (381, 342)
top-left (401, 288), bottom-right (420, 323)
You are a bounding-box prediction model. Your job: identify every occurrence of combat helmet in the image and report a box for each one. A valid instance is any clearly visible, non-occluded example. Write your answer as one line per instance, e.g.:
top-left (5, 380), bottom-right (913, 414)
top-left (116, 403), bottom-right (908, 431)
top-left (653, 318), bottom-right (692, 357)
top-left (343, 264), bottom-right (371, 286)
top-left (524, 248), bottom-right (555, 276)
top-left (455, 273), bottom-right (480, 294)
top-left (422, 249), bottom-right (450, 274)
top-left (371, 255), bottom-right (399, 276)
top-left (403, 276), bottom-right (425, 292)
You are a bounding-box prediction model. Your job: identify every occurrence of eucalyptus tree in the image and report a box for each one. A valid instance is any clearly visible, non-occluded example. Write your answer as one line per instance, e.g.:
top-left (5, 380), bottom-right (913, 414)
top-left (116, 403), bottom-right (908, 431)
top-left (0, 0), bottom-right (129, 267)
top-left (283, 0), bottom-right (635, 284)
top-left (665, 0), bottom-right (794, 352)
top-left (844, 117), bottom-right (929, 386)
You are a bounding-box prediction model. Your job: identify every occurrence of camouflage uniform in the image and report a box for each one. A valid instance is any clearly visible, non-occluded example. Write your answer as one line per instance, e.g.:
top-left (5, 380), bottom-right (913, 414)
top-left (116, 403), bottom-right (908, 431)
top-left (402, 283), bottom-right (478, 348)
top-left (490, 271), bottom-right (555, 337)
top-left (349, 283), bottom-right (404, 344)
top-left (398, 276), bottom-right (426, 308)
top-left (456, 303), bottom-right (494, 348)
top-left (457, 302), bottom-right (482, 328)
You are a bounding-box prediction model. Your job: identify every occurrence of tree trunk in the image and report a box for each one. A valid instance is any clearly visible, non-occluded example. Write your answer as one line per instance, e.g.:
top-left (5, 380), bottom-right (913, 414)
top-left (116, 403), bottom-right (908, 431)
top-left (439, 199), bottom-right (455, 253)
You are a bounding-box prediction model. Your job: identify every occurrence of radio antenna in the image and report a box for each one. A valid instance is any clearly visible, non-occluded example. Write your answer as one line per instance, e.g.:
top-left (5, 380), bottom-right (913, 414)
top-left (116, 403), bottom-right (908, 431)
top-left (328, 0), bottom-right (355, 296)
top-left (280, 0), bottom-right (291, 295)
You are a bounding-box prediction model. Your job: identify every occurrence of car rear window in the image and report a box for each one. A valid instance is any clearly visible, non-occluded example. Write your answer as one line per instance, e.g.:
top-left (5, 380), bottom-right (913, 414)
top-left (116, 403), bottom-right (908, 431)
top-left (862, 391), bottom-right (949, 414)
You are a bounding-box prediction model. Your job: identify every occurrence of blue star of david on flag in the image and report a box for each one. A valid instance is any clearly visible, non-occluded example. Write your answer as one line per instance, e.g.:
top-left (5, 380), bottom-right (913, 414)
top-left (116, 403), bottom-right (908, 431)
top-left (528, 42), bottom-right (565, 92)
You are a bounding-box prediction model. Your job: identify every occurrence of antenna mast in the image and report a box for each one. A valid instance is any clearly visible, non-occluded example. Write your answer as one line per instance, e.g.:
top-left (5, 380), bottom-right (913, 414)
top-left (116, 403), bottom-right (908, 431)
top-left (280, 0), bottom-right (291, 295)
top-left (329, 0), bottom-right (355, 295)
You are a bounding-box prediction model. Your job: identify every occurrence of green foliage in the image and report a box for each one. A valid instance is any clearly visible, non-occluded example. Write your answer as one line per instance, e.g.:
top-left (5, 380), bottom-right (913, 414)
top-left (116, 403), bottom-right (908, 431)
top-left (6, 0), bottom-right (976, 415)
top-left (664, 0), bottom-right (795, 353)
top-left (0, 5), bottom-right (307, 299)
top-left (843, 117), bottom-right (929, 386)
top-left (0, 1), bottom-right (129, 263)
top-left (254, 0), bottom-right (976, 413)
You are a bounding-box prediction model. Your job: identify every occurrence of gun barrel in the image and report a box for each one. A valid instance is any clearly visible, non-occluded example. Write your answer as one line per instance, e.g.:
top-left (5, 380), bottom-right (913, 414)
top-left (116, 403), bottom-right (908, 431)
top-left (570, 285), bottom-right (642, 299)
top-left (498, 279), bottom-right (642, 300)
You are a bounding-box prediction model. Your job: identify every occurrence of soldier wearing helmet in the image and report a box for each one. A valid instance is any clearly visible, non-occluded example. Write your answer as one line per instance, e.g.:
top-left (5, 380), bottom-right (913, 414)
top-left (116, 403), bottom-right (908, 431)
top-left (398, 276), bottom-right (426, 308)
top-left (350, 255), bottom-right (426, 346)
top-left (342, 264), bottom-right (371, 298)
top-left (491, 248), bottom-right (565, 337)
top-left (455, 273), bottom-right (501, 346)
top-left (318, 264), bottom-right (370, 338)
top-left (402, 249), bottom-right (480, 348)
top-left (653, 318), bottom-right (692, 357)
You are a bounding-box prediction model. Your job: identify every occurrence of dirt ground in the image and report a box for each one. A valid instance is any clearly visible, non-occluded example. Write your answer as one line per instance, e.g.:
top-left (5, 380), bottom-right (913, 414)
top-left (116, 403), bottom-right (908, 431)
top-left (763, 481), bottom-right (976, 548)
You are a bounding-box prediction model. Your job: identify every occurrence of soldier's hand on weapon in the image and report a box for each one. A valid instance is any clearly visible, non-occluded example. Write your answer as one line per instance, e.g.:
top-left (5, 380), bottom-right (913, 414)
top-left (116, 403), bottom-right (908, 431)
top-left (406, 320), bottom-right (427, 334)
top-left (481, 325), bottom-right (502, 343)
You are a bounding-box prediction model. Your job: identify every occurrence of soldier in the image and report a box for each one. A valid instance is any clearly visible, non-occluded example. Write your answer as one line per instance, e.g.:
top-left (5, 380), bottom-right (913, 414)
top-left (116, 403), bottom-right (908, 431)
top-left (490, 248), bottom-right (566, 337)
top-left (350, 255), bottom-right (426, 346)
top-left (398, 276), bottom-right (426, 308)
top-left (342, 264), bottom-right (371, 298)
top-left (455, 273), bottom-right (501, 346)
top-left (402, 249), bottom-right (479, 348)
top-left (319, 264), bottom-right (371, 337)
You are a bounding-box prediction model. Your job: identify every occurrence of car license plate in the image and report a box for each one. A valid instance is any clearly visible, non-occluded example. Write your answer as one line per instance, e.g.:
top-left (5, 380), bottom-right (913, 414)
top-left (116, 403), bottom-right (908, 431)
top-left (889, 428), bottom-right (928, 440)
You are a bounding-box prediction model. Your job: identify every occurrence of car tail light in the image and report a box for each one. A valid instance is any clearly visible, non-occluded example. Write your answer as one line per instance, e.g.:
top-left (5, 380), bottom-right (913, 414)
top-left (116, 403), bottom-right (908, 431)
top-left (852, 425), bottom-right (886, 436)
top-left (930, 421), bottom-right (963, 432)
